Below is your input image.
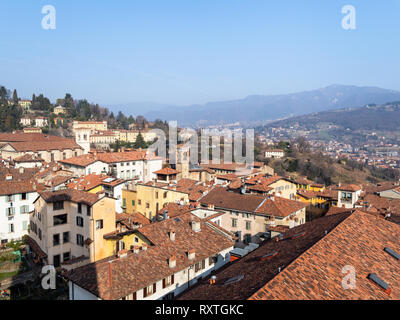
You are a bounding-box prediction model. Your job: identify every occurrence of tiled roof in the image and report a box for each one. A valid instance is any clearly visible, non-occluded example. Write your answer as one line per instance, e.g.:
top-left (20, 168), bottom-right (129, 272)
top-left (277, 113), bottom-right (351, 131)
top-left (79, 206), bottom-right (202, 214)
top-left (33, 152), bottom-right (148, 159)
top-left (250, 211), bottom-right (400, 300)
top-left (60, 150), bottom-right (160, 166)
top-left (40, 189), bottom-right (100, 206)
top-left (6, 140), bottom-right (81, 152)
top-left (177, 212), bottom-right (351, 300)
top-left (13, 154), bottom-right (44, 163)
top-left (333, 184), bottom-right (362, 192)
top-left (0, 180), bottom-right (37, 196)
top-left (153, 167), bottom-right (180, 175)
top-left (255, 197), bottom-right (307, 218)
top-left (64, 212), bottom-right (234, 300)
top-left (158, 203), bottom-right (191, 218)
top-left (67, 174), bottom-right (125, 191)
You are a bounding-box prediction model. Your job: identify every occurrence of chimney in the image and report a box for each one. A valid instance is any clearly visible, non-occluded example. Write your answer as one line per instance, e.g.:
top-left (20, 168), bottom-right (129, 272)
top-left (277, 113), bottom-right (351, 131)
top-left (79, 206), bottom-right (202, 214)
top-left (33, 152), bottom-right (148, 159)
top-left (19, 167), bottom-right (24, 174)
top-left (187, 249), bottom-right (195, 260)
top-left (168, 256), bottom-right (177, 268)
top-left (191, 220), bottom-right (201, 233)
top-left (209, 275), bottom-right (217, 285)
top-left (169, 229), bottom-right (176, 241)
top-left (5, 174), bottom-right (12, 181)
top-left (141, 245), bottom-right (147, 251)
top-left (132, 246), bottom-right (140, 254)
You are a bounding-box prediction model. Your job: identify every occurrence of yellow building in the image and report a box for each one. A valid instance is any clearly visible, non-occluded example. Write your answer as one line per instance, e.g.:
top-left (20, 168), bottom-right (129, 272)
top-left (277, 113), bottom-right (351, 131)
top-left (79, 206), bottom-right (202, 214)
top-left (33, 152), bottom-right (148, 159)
top-left (18, 100), bottom-right (32, 110)
top-left (122, 187), bottom-right (137, 214)
top-left (73, 120), bottom-right (108, 132)
top-left (126, 182), bottom-right (190, 220)
top-left (245, 175), bottom-right (297, 200)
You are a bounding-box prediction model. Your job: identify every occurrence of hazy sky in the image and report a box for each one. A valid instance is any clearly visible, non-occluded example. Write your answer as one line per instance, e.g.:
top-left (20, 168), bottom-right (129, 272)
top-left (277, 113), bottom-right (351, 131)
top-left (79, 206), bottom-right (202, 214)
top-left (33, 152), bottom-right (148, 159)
top-left (0, 0), bottom-right (399, 106)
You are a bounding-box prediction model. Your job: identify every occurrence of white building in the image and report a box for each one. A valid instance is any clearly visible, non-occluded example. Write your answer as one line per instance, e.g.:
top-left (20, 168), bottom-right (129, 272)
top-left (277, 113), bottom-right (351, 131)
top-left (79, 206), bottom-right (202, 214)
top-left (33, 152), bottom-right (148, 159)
top-left (20, 118), bottom-right (31, 127)
top-left (60, 150), bottom-right (163, 183)
top-left (336, 184), bottom-right (362, 209)
top-left (35, 117), bottom-right (48, 128)
top-left (0, 180), bottom-right (38, 244)
top-left (265, 149), bottom-right (285, 159)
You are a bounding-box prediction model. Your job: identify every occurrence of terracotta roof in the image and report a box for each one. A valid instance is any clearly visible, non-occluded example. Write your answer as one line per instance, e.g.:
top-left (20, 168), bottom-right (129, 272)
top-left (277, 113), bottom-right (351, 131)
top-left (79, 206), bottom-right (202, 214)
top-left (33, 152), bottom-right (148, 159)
top-left (333, 184), bottom-right (362, 192)
top-left (0, 133), bottom-right (72, 143)
top-left (64, 212), bottom-right (234, 300)
top-left (325, 206), bottom-right (355, 216)
top-left (153, 167), bottom-right (180, 175)
top-left (13, 154), bottom-right (45, 163)
top-left (60, 150), bottom-right (160, 166)
top-left (177, 212), bottom-right (351, 300)
top-left (5, 140), bottom-right (81, 152)
top-left (250, 211), bottom-right (400, 300)
top-left (255, 197), bottom-right (307, 218)
top-left (67, 174), bottom-right (125, 191)
top-left (39, 189), bottom-right (100, 206)
top-left (0, 180), bottom-right (37, 196)
top-left (26, 236), bottom-right (47, 259)
top-left (158, 203), bottom-right (191, 218)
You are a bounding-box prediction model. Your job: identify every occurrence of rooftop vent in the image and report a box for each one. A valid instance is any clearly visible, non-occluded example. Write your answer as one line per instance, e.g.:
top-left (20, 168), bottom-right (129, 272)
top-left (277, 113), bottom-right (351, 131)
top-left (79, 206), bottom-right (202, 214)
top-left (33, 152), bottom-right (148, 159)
top-left (168, 256), bottom-right (177, 269)
top-left (367, 273), bottom-right (391, 295)
top-left (224, 275), bottom-right (244, 286)
top-left (187, 249), bottom-right (195, 260)
top-left (384, 247), bottom-right (400, 260)
top-left (191, 220), bottom-right (201, 233)
top-left (169, 230), bottom-right (176, 241)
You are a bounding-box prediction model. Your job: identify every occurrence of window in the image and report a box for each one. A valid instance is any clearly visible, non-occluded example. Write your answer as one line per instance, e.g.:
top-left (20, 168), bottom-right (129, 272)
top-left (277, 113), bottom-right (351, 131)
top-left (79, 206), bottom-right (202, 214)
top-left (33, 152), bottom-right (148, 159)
top-left (162, 275), bottom-right (175, 288)
top-left (143, 283), bottom-right (156, 298)
top-left (146, 203), bottom-right (150, 209)
top-left (78, 203), bottom-right (82, 214)
top-left (244, 234), bottom-right (252, 244)
top-left (63, 232), bottom-right (70, 243)
top-left (38, 228), bottom-right (42, 240)
top-left (163, 192), bottom-right (167, 199)
top-left (96, 219), bottom-right (103, 230)
top-left (76, 216), bottom-right (84, 227)
top-left (87, 206), bottom-right (91, 216)
top-left (21, 193), bottom-right (27, 200)
top-left (232, 218), bottom-right (237, 228)
top-left (53, 201), bottom-right (64, 210)
top-left (20, 205), bottom-right (29, 214)
top-left (6, 207), bottom-right (15, 217)
top-left (8, 224), bottom-right (14, 233)
top-left (53, 214), bottom-right (67, 226)
top-left (7, 194), bottom-right (13, 202)
top-left (209, 255), bottom-right (218, 266)
top-left (132, 200), bottom-right (135, 206)
top-left (195, 260), bottom-right (206, 272)
top-left (77, 234), bottom-right (84, 247)
top-left (53, 234), bottom-right (60, 246)
top-left (53, 255), bottom-right (60, 268)
top-left (122, 198), bottom-right (126, 208)
top-left (155, 192), bottom-right (159, 199)
top-left (246, 221), bottom-right (252, 230)
top-left (63, 252), bottom-right (70, 262)
top-left (138, 200), bottom-right (142, 205)
top-left (22, 221), bottom-right (28, 230)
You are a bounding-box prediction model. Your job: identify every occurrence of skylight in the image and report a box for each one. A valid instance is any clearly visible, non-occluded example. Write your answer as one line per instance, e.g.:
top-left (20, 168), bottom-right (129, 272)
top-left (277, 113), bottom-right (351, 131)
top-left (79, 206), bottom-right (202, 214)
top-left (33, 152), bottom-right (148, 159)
top-left (384, 247), bottom-right (400, 260)
top-left (224, 275), bottom-right (244, 286)
top-left (103, 177), bottom-right (116, 183)
top-left (261, 251), bottom-right (279, 261)
top-left (367, 273), bottom-right (391, 294)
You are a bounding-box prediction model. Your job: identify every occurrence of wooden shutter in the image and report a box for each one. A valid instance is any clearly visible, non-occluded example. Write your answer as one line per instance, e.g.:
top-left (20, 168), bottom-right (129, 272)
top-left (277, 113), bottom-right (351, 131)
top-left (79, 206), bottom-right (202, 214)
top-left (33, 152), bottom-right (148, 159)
top-left (143, 287), bottom-right (147, 298)
top-left (171, 274), bottom-right (174, 285)
top-left (202, 259), bottom-right (205, 270)
top-left (162, 278), bottom-right (166, 289)
top-left (133, 292), bottom-right (136, 300)
top-left (153, 283), bottom-right (157, 293)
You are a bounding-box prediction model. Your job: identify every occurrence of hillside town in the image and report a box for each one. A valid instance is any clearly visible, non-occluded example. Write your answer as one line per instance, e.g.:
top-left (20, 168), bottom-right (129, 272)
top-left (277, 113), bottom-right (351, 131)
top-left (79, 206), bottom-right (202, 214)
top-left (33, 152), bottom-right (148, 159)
top-left (1, 109), bottom-right (400, 301)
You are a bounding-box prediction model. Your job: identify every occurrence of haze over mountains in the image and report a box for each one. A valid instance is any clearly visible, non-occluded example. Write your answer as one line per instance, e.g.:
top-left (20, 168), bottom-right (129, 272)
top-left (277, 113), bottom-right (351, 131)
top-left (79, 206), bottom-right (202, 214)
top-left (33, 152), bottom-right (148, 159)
top-left (110, 85), bottom-right (400, 127)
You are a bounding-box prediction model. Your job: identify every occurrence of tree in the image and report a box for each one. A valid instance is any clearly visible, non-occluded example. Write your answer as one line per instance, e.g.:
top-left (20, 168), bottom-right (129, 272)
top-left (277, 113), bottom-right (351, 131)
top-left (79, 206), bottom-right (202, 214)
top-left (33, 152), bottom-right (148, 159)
top-left (134, 132), bottom-right (147, 149)
top-left (12, 89), bottom-right (18, 105)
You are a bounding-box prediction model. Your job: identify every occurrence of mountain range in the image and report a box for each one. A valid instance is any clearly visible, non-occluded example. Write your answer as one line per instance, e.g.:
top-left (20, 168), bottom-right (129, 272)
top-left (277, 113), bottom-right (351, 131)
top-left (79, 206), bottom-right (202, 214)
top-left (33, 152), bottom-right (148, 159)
top-left (109, 85), bottom-right (400, 127)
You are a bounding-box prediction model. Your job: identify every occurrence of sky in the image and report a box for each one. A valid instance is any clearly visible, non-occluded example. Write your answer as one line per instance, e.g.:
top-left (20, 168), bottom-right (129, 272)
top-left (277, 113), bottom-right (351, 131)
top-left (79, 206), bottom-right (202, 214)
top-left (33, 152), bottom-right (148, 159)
top-left (0, 0), bottom-right (399, 108)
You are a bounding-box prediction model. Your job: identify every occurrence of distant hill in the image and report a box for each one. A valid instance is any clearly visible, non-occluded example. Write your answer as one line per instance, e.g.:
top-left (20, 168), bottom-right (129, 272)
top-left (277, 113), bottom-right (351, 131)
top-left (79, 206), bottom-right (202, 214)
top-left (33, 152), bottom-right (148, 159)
top-left (133, 85), bottom-right (400, 126)
top-left (265, 102), bottom-right (400, 132)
